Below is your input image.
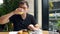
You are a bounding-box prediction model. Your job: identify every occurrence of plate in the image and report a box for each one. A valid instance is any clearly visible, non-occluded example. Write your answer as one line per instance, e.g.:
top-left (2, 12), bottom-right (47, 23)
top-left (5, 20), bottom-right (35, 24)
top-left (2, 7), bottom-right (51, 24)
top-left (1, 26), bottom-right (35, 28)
top-left (9, 31), bottom-right (18, 34)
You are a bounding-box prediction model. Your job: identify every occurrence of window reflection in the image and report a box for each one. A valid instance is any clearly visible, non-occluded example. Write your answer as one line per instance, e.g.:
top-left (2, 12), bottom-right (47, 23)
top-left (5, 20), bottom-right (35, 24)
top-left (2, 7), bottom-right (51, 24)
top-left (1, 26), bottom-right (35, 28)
top-left (0, 0), bottom-right (3, 5)
top-left (49, 0), bottom-right (60, 32)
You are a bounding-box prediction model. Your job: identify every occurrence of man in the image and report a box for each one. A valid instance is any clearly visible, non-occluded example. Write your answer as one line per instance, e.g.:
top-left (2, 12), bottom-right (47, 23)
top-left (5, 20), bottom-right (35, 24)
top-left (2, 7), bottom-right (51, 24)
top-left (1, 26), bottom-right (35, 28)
top-left (0, 1), bottom-right (40, 31)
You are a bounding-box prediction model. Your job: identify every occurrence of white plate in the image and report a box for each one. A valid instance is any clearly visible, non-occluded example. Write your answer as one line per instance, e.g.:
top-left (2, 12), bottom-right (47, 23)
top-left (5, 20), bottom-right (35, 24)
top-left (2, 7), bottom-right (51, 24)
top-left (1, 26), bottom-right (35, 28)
top-left (9, 29), bottom-right (42, 34)
top-left (9, 31), bottom-right (18, 34)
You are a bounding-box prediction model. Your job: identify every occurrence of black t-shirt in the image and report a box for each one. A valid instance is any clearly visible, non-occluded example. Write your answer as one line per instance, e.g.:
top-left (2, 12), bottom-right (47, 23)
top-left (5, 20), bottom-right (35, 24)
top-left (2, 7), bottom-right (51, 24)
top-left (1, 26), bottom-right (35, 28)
top-left (9, 14), bottom-right (37, 31)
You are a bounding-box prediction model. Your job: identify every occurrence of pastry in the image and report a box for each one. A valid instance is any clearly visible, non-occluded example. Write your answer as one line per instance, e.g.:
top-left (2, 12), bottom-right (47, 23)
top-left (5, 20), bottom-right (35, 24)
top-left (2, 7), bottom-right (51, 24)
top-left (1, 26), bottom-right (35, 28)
top-left (18, 30), bottom-right (23, 34)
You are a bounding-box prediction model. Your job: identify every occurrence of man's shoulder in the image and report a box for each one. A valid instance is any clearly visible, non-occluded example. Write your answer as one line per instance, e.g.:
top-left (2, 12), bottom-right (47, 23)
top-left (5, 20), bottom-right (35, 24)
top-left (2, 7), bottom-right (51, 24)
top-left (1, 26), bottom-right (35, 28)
top-left (10, 14), bottom-right (20, 18)
top-left (9, 14), bottom-right (19, 19)
top-left (27, 14), bottom-right (35, 19)
top-left (27, 14), bottom-right (34, 17)
top-left (10, 14), bottom-right (16, 18)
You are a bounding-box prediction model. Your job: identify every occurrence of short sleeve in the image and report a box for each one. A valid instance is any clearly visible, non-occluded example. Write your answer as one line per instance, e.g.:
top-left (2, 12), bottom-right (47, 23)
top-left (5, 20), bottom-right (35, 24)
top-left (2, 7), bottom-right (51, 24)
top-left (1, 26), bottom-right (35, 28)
top-left (9, 15), bottom-right (15, 22)
top-left (31, 15), bottom-right (37, 25)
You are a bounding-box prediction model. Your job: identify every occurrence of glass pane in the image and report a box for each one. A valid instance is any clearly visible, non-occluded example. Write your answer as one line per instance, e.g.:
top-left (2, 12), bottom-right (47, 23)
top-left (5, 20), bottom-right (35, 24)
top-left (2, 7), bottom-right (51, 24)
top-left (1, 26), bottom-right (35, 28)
top-left (0, 0), bottom-right (3, 5)
top-left (49, 0), bottom-right (60, 33)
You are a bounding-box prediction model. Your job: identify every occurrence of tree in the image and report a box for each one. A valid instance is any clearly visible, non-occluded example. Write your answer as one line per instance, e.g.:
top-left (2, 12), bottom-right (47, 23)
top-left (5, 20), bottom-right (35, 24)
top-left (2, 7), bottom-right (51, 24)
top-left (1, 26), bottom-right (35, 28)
top-left (0, 0), bottom-right (22, 31)
top-left (55, 20), bottom-right (60, 34)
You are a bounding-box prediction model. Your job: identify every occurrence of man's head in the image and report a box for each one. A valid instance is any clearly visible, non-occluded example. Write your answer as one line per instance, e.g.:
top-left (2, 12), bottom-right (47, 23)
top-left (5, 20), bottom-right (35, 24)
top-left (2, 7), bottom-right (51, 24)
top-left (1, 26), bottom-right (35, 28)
top-left (18, 1), bottom-right (29, 8)
top-left (18, 1), bottom-right (29, 13)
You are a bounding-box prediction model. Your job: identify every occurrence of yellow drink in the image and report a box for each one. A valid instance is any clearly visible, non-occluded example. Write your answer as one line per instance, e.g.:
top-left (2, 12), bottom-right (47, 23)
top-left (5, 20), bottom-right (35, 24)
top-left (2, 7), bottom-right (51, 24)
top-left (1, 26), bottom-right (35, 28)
top-left (18, 12), bottom-right (24, 15)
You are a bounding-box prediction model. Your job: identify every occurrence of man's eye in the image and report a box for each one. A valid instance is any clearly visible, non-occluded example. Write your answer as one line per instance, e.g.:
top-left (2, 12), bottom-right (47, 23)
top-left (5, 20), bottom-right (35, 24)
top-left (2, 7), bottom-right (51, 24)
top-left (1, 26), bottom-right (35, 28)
top-left (23, 8), bottom-right (25, 9)
top-left (19, 7), bottom-right (26, 9)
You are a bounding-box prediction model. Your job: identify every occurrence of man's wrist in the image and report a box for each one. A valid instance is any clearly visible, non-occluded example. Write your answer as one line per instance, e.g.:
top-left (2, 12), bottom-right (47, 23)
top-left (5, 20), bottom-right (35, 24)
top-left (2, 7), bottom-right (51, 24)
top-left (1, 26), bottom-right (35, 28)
top-left (32, 27), bottom-right (39, 31)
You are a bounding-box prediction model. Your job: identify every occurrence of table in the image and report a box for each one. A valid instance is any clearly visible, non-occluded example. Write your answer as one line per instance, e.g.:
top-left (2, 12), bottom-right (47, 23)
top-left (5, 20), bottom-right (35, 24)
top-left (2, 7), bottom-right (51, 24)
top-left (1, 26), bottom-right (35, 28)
top-left (0, 30), bottom-right (49, 34)
top-left (43, 30), bottom-right (49, 34)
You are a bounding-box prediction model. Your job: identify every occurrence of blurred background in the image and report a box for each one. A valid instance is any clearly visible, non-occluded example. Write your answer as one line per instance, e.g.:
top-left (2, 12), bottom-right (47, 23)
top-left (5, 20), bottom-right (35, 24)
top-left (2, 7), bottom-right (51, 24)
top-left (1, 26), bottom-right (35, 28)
top-left (49, 0), bottom-right (60, 34)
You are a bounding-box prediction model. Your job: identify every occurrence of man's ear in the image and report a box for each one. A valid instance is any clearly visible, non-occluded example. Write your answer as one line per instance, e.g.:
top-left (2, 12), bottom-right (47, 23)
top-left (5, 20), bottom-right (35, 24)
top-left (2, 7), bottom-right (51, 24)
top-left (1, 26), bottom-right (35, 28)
top-left (26, 8), bottom-right (29, 11)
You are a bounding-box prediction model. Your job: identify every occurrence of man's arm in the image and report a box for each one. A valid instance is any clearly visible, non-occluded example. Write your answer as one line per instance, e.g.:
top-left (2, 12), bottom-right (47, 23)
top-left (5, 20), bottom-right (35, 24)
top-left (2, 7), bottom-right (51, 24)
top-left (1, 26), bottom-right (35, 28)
top-left (0, 8), bottom-right (25, 24)
top-left (35, 24), bottom-right (40, 29)
top-left (28, 24), bottom-right (40, 30)
top-left (0, 12), bottom-right (14, 24)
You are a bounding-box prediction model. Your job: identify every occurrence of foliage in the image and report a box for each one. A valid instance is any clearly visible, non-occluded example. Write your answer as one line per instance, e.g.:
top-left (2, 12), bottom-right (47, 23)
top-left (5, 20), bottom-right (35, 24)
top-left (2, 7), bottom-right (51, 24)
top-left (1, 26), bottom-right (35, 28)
top-left (0, 0), bottom-right (22, 31)
top-left (49, 2), bottom-right (54, 11)
top-left (56, 20), bottom-right (60, 30)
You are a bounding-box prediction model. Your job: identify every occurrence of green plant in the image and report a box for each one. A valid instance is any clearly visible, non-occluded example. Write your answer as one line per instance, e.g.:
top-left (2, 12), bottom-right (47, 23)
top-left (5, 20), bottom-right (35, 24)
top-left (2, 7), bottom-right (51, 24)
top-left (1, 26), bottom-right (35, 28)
top-left (56, 20), bottom-right (60, 30)
top-left (0, 0), bottom-right (22, 31)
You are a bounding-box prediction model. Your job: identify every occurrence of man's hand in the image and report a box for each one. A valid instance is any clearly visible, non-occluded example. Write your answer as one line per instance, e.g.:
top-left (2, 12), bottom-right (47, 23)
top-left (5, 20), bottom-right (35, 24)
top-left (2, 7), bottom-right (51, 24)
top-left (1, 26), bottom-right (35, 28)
top-left (13, 8), bottom-right (24, 14)
top-left (28, 24), bottom-right (39, 30)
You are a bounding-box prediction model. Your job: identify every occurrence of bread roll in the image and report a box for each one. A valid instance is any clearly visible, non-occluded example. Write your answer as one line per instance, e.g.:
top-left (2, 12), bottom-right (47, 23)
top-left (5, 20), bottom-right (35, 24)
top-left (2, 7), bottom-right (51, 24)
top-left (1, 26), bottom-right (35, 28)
top-left (23, 32), bottom-right (28, 34)
top-left (18, 30), bottom-right (23, 34)
top-left (19, 12), bottom-right (24, 15)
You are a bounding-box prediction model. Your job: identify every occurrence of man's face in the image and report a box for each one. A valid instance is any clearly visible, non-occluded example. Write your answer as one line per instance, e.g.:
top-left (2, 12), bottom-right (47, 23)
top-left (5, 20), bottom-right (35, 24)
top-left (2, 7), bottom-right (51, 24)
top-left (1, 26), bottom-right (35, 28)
top-left (18, 3), bottom-right (28, 13)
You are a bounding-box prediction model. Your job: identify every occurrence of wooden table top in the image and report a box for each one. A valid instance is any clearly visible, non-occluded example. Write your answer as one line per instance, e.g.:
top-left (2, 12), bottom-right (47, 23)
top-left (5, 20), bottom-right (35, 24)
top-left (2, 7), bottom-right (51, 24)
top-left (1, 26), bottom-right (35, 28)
top-left (0, 30), bottom-right (49, 34)
top-left (43, 30), bottom-right (49, 34)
